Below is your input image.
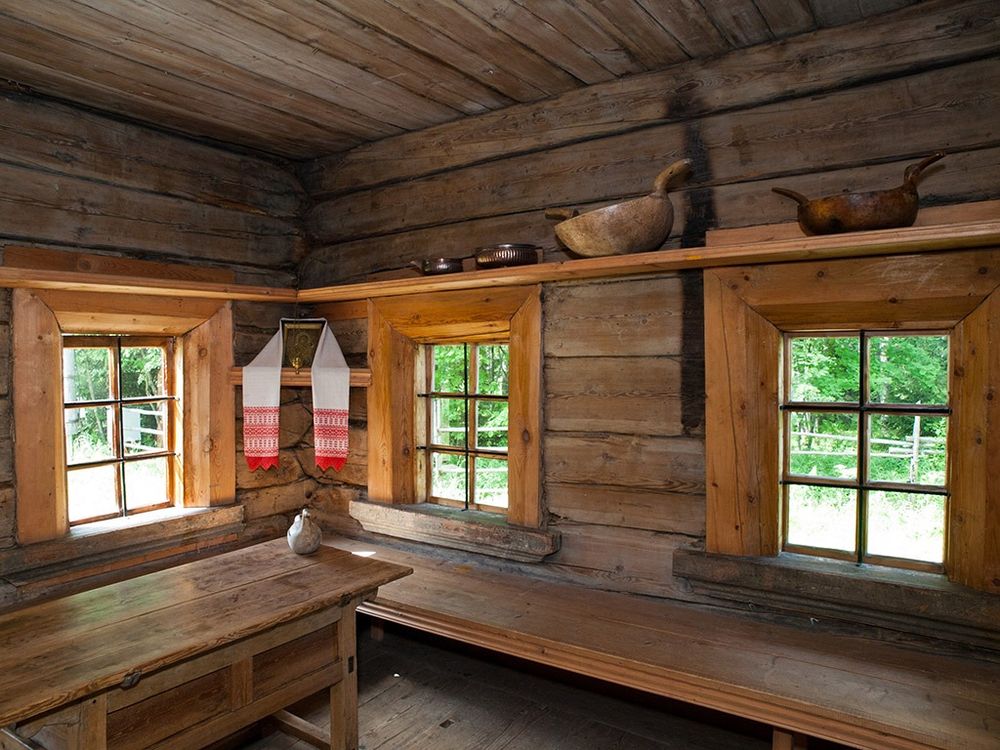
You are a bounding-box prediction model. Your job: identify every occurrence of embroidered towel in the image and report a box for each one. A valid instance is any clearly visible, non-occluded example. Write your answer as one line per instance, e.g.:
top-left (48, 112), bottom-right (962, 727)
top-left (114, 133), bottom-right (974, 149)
top-left (242, 320), bottom-right (349, 471)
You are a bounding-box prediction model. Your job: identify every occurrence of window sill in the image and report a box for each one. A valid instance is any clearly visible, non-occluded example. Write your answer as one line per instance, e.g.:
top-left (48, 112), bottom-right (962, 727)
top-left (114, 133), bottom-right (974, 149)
top-left (2, 505), bottom-right (245, 582)
top-left (673, 548), bottom-right (1000, 650)
top-left (349, 500), bottom-right (559, 563)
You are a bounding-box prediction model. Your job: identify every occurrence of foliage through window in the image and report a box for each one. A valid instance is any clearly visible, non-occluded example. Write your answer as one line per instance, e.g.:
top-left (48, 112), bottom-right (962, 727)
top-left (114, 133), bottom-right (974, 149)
top-left (781, 332), bottom-right (949, 570)
top-left (63, 336), bottom-right (177, 524)
top-left (422, 343), bottom-right (509, 512)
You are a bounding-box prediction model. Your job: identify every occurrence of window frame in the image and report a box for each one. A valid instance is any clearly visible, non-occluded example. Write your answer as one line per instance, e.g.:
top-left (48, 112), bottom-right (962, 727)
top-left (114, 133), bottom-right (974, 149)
top-left (63, 334), bottom-right (179, 525)
top-left (779, 329), bottom-right (951, 573)
top-left (422, 341), bottom-right (510, 514)
top-left (703, 249), bottom-right (1000, 593)
top-left (13, 289), bottom-right (235, 544)
top-left (364, 285), bottom-right (543, 529)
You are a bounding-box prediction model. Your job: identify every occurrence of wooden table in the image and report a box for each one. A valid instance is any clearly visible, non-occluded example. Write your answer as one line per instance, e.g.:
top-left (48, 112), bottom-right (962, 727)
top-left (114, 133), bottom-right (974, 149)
top-left (0, 540), bottom-right (411, 750)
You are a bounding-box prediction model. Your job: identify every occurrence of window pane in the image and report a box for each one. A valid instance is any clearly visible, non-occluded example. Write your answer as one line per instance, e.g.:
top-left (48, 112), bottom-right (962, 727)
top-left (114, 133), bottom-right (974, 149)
top-left (476, 344), bottom-right (509, 395)
top-left (433, 345), bottom-right (467, 392)
top-left (65, 405), bottom-right (116, 464)
top-left (124, 457), bottom-right (169, 510)
top-left (788, 336), bottom-right (860, 403)
top-left (63, 346), bottom-right (111, 402)
top-left (867, 491), bottom-right (945, 563)
top-left (867, 414), bottom-right (948, 487)
top-left (867, 335), bottom-right (948, 405)
top-left (476, 400), bottom-right (508, 449)
top-left (475, 457), bottom-right (508, 508)
top-left (67, 464), bottom-right (119, 522)
top-left (786, 484), bottom-right (857, 553)
top-left (431, 398), bottom-right (466, 448)
top-left (787, 412), bottom-right (858, 480)
top-left (123, 402), bottom-right (169, 455)
top-left (121, 346), bottom-right (166, 398)
top-left (430, 452), bottom-right (466, 502)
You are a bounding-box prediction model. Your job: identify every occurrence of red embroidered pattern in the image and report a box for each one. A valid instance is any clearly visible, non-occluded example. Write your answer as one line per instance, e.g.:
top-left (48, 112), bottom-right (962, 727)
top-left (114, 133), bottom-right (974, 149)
top-left (243, 406), bottom-right (280, 470)
top-left (314, 408), bottom-right (348, 471)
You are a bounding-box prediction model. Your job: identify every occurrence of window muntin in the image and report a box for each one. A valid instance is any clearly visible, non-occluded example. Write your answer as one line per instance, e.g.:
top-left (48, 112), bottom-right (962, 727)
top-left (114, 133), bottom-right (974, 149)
top-left (781, 331), bottom-right (949, 571)
top-left (63, 336), bottom-right (177, 524)
top-left (422, 343), bottom-right (509, 513)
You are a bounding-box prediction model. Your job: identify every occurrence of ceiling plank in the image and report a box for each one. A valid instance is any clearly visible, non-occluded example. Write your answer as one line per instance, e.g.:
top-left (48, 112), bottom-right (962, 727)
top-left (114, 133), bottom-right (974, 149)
top-left (700, 0), bottom-right (774, 47)
top-left (572, 0), bottom-right (693, 68)
top-left (752, 0), bottom-right (815, 37)
top-left (220, 0), bottom-right (513, 115)
top-left (457, 0), bottom-right (617, 84)
top-left (632, 0), bottom-right (730, 58)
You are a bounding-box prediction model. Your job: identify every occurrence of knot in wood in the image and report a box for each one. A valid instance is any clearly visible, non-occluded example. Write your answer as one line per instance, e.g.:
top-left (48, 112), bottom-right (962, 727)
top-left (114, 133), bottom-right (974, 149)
top-left (521, 428), bottom-right (531, 443)
top-left (199, 346), bottom-right (209, 358)
top-left (120, 669), bottom-right (142, 689)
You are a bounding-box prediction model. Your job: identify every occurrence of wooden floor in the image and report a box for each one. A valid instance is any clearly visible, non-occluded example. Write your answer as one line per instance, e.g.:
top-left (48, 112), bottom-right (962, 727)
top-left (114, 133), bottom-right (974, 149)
top-left (242, 622), bottom-right (772, 750)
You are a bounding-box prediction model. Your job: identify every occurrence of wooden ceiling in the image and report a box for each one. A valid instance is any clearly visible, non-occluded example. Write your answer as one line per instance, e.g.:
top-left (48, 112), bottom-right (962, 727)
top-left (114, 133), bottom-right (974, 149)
top-left (0, 0), bottom-right (921, 160)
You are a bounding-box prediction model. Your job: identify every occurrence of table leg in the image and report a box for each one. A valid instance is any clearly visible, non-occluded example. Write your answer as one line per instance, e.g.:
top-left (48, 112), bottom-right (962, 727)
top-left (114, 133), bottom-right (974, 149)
top-left (331, 604), bottom-right (359, 750)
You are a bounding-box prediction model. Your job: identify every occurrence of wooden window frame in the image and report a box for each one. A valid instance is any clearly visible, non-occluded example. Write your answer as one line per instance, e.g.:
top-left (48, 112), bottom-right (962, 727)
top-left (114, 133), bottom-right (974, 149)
top-left (366, 286), bottom-right (542, 529)
top-left (704, 249), bottom-right (1000, 593)
top-left (13, 289), bottom-right (235, 545)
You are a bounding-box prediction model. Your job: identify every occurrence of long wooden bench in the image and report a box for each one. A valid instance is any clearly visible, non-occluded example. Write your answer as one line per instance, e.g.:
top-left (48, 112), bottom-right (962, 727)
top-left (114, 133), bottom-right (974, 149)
top-left (327, 537), bottom-right (1000, 750)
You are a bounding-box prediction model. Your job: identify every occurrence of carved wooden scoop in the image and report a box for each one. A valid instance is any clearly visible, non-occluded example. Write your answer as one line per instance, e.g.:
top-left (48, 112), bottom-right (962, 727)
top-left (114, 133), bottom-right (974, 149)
top-left (772, 152), bottom-right (945, 235)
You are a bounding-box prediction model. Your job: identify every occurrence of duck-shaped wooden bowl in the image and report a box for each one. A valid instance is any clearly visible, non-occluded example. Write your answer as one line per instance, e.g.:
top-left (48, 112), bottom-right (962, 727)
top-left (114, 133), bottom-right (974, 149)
top-left (545, 159), bottom-right (691, 256)
top-left (772, 152), bottom-right (944, 235)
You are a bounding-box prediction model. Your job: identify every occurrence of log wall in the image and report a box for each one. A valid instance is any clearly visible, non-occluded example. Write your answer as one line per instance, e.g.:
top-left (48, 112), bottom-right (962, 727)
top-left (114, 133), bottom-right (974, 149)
top-left (297, 0), bottom-right (1000, 601)
top-left (0, 92), bottom-right (305, 606)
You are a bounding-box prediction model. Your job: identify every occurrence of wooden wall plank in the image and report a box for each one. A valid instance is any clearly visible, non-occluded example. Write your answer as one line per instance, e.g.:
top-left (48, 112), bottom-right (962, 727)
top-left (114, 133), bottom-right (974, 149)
top-left (301, 0), bottom-right (999, 196)
top-left (543, 277), bottom-right (684, 357)
top-left (546, 483), bottom-right (705, 536)
top-left (307, 57), bottom-right (1000, 244)
top-left (0, 93), bottom-right (302, 219)
top-left (4, 247), bottom-right (235, 285)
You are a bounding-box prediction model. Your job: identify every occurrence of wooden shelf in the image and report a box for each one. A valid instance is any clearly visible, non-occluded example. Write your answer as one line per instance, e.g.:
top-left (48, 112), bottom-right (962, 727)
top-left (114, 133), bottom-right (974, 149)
top-left (297, 219), bottom-right (1000, 303)
top-left (228, 367), bottom-right (371, 387)
top-left (0, 265), bottom-right (297, 302)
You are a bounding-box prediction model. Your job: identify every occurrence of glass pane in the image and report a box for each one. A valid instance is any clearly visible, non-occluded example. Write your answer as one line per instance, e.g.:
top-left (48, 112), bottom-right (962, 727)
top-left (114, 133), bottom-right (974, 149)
top-left (786, 484), bottom-right (857, 553)
top-left (121, 346), bottom-right (166, 398)
top-left (65, 405), bottom-right (116, 464)
top-left (476, 400), bottom-right (508, 449)
top-left (123, 402), bottom-right (169, 455)
top-left (67, 464), bottom-right (119, 522)
top-left (124, 457), bottom-right (170, 510)
top-left (430, 452), bottom-right (466, 502)
top-left (868, 414), bottom-right (948, 486)
top-left (867, 335), bottom-right (948, 405)
top-left (432, 345), bottom-right (467, 393)
top-left (431, 398), bottom-right (466, 448)
top-left (475, 457), bottom-right (508, 509)
top-left (787, 412), bottom-right (858, 480)
top-left (867, 491), bottom-right (945, 563)
top-left (63, 346), bottom-right (111, 402)
top-left (788, 336), bottom-right (860, 403)
top-left (476, 344), bottom-right (509, 395)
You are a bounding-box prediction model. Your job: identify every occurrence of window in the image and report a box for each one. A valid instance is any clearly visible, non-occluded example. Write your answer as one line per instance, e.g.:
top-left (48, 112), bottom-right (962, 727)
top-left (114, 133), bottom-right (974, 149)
top-left (63, 336), bottom-right (178, 524)
top-left (423, 343), bottom-right (509, 513)
top-left (703, 248), bottom-right (1000, 593)
top-left (13, 288), bottom-right (236, 544)
top-left (781, 332), bottom-right (949, 571)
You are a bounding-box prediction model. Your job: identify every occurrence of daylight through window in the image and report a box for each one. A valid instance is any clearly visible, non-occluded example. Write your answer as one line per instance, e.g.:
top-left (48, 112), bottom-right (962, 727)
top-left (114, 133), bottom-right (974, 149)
top-left (781, 332), bottom-right (949, 571)
top-left (422, 343), bottom-right (509, 512)
top-left (63, 336), bottom-right (177, 524)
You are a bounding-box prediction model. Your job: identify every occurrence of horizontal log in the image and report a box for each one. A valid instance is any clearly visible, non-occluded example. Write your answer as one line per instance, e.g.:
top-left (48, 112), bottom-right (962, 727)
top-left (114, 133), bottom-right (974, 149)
top-left (299, 149), bottom-right (1000, 289)
top-left (307, 57), bottom-right (1000, 244)
top-left (301, 0), bottom-right (999, 195)
top-left (545, 356), bottom-right (692, 436)
top-left (545, 433), bottom-right (705, 495)
top-left (0, 93), bottom-right (303, 218)
top-left (546, 522), bottom-right (695, 599)
top-left (545, 482), bottom-right (705, 537)
top-left (0, 163), bottom-right (301, 267)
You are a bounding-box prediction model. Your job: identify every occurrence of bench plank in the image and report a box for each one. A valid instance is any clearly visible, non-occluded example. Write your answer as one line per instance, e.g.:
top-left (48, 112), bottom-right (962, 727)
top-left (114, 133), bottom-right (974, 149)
top-left (327, 538), bottom-right (1000, 750)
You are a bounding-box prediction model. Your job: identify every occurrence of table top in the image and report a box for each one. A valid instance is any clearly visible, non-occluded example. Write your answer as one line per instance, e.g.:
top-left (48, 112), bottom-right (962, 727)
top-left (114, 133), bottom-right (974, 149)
top-left (0, 539), bottom-right (411, 726)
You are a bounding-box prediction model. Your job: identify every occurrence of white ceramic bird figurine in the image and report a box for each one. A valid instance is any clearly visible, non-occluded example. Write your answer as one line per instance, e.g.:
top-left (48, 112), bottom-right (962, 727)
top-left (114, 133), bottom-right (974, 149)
top-left (287, 508), bottom-right (321, 555)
